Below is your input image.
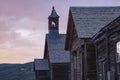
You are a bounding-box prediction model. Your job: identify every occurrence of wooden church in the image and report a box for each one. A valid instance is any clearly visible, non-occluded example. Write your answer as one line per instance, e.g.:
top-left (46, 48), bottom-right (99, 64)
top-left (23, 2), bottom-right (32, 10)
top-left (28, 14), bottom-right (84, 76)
top-left (34, 6), bottom-right (120, 80)
top-left (34, 7), bottom-right (70, 80)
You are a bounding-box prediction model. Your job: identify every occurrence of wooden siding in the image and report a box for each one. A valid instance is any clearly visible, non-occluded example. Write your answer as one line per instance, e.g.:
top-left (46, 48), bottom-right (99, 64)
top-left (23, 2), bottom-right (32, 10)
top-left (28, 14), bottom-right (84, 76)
top-left (70, 24), bottom-right (97, 80)
top-left (85, 41), bottom-right (97, 80)
top-left (71, 53), bottom-right (74, 80)
top-left (35, 71), bottom-right (50, 80)
top-left (94, 19), bottom-right (120, 80)
top-left (70, 25), bottom-right (84, 80)
top-left (96, 38), bottom-right (108, 80)
top-left (52, 63), bottom-right (70, 80)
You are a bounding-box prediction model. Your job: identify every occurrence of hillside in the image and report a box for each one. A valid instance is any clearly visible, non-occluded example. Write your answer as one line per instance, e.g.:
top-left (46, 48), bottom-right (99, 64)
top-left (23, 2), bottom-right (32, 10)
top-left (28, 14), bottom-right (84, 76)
top-left (0, 62), bottom-right (35, 80)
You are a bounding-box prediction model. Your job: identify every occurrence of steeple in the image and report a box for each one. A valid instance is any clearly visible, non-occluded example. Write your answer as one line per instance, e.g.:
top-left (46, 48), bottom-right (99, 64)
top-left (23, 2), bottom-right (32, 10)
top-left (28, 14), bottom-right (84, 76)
top-left (49, 6), bottom-right (59, 18)
top-left (48, 7), bottom-right (59, 38)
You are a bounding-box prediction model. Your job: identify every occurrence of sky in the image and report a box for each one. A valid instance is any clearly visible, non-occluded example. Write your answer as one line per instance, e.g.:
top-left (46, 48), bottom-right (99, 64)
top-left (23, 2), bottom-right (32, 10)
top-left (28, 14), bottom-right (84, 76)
top-left (0, 0), bottom-right (120, 63)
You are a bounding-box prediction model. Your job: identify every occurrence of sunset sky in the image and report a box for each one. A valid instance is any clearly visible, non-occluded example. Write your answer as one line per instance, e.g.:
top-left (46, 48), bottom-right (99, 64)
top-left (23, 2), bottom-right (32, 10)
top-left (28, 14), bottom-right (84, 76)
top-left (0, 0), bottom-right (120, 63)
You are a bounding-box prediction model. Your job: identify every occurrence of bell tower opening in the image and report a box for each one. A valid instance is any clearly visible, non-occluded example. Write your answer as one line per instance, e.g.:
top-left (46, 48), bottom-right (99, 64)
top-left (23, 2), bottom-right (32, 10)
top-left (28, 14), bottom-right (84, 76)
top-left (52, 21), bottom-right (56, 28)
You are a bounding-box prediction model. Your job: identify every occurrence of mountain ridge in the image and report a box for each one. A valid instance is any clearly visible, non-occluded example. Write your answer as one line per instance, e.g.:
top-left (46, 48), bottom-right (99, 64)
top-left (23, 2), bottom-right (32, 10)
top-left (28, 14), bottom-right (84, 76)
top-left (0, 62), bottom-right (35, 80)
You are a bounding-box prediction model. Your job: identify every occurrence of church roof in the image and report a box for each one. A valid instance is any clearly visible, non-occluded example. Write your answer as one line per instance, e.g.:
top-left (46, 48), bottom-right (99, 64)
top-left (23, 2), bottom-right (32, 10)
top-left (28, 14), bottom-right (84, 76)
top-left (34, 59), bottom-right (49, 70)
top-left (46, 34), bottom-right (70, 63)
top-left (49, 50), bottom-right (70, 63)
top-left (70, 6), bottom-right (120, 38)
top-left (49, 7), bottom-right (59, 18)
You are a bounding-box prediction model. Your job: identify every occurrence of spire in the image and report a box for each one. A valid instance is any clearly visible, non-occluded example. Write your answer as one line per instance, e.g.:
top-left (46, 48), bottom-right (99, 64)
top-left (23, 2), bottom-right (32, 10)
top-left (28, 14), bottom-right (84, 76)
top-left (48, 6), bottom-right (59, 39)
top-left (49, 6), bottom-right (59, 18)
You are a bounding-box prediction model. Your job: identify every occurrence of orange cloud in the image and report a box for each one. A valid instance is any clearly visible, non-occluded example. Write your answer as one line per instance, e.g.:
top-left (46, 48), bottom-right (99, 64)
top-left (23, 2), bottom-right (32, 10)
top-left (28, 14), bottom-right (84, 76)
top-left (0, 47), bottom-right (43, 63)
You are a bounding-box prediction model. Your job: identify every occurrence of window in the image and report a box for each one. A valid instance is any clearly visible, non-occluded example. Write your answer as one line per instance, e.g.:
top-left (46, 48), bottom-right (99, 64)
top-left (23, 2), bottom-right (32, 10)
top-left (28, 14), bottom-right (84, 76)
top-left (117, 41), bottom-right (120, 79)
top-left (117, 63), bottom-right (120, 74)
top-left (117, 42), bottom-right (120, 62)
top-left (117, 63), bottom-right (120, 80)
top-left (102, 61), bottom-right (107, 80)
top-left (98, 61), bottom-right (107, 80)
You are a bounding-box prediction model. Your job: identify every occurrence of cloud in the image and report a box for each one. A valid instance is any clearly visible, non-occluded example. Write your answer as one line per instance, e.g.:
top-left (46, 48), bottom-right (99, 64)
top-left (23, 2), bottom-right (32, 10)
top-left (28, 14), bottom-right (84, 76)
top-left (0, 15), bottom-right (46, 63)
top-left (0, 16), bottom-right (46, 50)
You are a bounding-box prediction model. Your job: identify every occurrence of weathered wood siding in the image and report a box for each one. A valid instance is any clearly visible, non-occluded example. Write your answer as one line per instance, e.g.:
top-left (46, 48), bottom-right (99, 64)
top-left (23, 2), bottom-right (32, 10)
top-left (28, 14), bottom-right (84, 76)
top-left (35, 71), bottom-right (50, 80)
top-left (70, 25), bottom-right (84, 80)
top-left (95, 19), bottom-right (120, 80)
top-left (70, 25), bottom-right (97, 80)
top-left (52, 63), bottom-right (70, 80)
top-left (85, 41), bottom-right (97, 80)
top-left (96, 38), bottom-right (108, 80)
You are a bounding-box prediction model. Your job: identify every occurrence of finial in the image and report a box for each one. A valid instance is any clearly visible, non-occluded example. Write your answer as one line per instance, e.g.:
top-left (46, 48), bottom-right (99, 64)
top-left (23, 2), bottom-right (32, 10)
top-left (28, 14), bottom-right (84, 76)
top-left (49, 6), bottom-right (59, 18)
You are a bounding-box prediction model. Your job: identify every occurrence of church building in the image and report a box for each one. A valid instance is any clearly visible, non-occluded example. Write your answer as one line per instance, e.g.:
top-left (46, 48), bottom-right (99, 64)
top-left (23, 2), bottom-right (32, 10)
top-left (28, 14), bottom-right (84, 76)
top-left (34, 6), bottom-right (120, 80)
top-left (34, 7), bottom-right (70, 80)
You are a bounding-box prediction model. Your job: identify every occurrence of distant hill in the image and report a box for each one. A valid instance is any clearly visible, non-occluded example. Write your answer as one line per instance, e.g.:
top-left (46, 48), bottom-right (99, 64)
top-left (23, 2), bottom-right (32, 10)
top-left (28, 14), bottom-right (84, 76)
top-left (0, 62), bottom-right (35, 80)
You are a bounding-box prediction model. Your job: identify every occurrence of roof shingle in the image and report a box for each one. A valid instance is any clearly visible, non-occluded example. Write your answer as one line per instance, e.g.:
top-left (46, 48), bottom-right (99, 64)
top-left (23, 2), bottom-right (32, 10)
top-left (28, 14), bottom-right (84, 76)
top-left (47, 34), bottom-right (70, 63)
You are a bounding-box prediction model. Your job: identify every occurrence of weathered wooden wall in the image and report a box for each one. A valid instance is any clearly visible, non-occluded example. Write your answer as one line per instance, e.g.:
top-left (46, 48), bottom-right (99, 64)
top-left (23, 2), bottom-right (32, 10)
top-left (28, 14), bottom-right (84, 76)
top-left (35, 71), bottom-right (50, 80)
top-left (52, 63), bottom-right (70, 80)
top-left (85, 41), bottom-right (97, 80)
top-left (94, 19), bottom-right (120, 80)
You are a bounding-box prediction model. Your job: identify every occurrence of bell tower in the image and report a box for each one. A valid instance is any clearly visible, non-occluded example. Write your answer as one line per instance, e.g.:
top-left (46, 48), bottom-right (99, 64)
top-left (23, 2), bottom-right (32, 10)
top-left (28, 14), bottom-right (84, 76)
top-left (48, 7), bottom-right (59, 34)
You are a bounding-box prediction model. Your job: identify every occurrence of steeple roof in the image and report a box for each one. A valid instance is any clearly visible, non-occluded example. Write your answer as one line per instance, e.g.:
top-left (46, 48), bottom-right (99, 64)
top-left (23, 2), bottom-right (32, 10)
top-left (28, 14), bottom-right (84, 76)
top-left (49, 6), bottom-right (59, 18)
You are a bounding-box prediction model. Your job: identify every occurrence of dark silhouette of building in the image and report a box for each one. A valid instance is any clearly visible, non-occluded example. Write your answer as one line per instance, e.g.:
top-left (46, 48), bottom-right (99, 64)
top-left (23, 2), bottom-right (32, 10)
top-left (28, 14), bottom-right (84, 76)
top-left (34, 7), bottom-right (70, 80)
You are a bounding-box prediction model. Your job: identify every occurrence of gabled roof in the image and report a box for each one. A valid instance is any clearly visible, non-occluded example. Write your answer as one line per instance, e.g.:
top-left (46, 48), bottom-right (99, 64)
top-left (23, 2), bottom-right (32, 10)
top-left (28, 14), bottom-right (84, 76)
top-left (46, 34), bottom-right (70, 63)
top-left (70, 7), bottom-right (120, 38)
top-left (65, 6), bottom-right (120, 50)
top-left (34, 59), bottom-right (49, 70)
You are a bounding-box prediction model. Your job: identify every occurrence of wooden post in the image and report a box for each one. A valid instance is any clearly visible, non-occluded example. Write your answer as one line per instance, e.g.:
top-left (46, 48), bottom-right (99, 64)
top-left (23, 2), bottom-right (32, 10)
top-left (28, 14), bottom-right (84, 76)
top-left (71, 52), bottom-right (74, 80)
top-left (95, 43), bottom-right (98, 80)
top-left (106, 29), bottom-right (110, 80)
top-left (76, 48), bottom-right (80, 80)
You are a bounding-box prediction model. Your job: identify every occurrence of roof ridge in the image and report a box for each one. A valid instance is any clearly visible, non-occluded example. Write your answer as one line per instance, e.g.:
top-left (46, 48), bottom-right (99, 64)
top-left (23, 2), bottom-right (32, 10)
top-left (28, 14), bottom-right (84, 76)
top-left (70, 6), bottom-right (120, 8)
